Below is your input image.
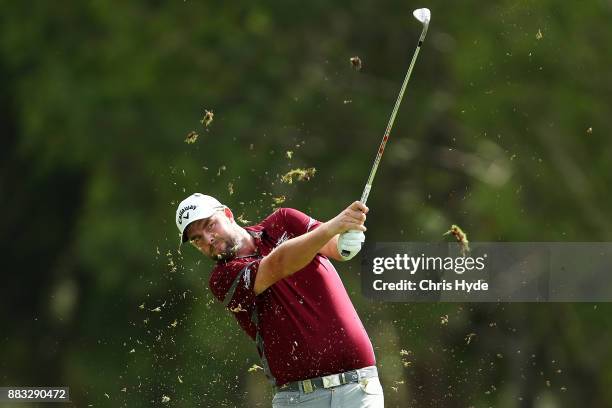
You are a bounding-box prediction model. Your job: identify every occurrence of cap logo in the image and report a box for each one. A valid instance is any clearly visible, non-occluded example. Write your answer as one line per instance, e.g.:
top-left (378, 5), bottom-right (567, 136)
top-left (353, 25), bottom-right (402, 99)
top-left (178, 204), bottom-right (196, 225)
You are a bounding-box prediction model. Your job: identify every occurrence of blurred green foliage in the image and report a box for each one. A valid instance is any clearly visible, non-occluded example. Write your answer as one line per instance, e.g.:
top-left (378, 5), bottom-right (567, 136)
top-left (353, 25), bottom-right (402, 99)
top-left (1, 0), bottom-right (612, 407)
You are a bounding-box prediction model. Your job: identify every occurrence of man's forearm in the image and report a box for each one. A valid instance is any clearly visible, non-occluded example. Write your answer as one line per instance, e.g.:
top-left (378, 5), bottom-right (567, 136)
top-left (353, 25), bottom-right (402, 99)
top-left (273, 223), bottom-right (336, 278)
top-left (320, 235), bottom-right (343, 261)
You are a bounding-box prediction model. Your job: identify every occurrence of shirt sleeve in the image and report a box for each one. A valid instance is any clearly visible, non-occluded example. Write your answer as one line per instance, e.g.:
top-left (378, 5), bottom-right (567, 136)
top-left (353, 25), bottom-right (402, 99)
top-left (279, 208), bottom-right (322, 236)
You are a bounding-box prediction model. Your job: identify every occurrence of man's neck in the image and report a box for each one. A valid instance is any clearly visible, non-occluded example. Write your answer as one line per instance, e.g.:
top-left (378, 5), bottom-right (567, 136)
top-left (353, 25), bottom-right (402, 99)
top-left (235, 227), bottom-right (258, 258)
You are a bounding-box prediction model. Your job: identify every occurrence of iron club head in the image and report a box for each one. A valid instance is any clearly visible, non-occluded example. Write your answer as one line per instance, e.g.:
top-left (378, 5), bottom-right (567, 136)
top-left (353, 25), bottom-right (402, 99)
top-left (413, 8), bottom-right (431, 25)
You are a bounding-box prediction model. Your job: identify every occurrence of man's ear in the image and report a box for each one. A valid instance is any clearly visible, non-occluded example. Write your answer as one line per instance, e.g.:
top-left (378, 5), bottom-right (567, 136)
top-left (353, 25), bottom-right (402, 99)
top-left (223, 207), bottom-right (235, 222)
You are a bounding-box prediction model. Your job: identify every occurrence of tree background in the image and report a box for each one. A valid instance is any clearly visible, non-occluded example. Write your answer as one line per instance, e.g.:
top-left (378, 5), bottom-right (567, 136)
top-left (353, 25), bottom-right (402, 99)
top-left (1, 0), bottom-right (611, 407)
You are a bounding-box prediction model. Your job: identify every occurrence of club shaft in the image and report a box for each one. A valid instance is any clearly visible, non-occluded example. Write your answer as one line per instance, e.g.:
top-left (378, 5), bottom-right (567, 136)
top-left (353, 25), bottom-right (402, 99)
top-left (360, 27), bottom-right (428, 205)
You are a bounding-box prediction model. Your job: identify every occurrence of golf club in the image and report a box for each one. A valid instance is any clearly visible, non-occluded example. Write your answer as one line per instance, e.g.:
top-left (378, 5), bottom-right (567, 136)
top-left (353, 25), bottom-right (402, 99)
top-left (339, 8), bottom-right (430, 257)
top-left (360, 7), bottom-right (431, 205)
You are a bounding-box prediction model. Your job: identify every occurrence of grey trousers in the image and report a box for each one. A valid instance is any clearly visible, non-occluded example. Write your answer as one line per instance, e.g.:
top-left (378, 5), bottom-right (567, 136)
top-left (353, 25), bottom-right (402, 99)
top-left (272, 366), bottom-right (384, 408)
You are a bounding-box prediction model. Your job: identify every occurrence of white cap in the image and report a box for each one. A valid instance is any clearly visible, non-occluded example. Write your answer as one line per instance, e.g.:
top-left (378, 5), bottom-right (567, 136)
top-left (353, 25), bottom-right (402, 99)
top-left (176, 193), bottom-right (225, 242)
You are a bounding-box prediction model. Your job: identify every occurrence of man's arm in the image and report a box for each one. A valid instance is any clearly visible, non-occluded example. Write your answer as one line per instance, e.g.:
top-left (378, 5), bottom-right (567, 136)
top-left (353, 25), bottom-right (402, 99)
top-left (319, 234), bottom-right (343, 261)
top-left (254, 201), bottom-right (368, 295)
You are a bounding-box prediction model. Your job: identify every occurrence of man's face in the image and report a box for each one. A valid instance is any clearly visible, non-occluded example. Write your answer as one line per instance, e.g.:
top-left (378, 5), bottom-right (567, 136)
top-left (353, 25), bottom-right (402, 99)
top-left (185, 210), bottom-right (240, 261)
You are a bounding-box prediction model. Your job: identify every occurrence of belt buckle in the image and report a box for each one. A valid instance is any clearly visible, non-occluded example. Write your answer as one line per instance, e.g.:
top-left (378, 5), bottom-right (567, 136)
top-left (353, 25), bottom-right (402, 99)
top-left (322, 374), bottom-right (341, 388)
top-left (302, 379), bottom-right (314, 394)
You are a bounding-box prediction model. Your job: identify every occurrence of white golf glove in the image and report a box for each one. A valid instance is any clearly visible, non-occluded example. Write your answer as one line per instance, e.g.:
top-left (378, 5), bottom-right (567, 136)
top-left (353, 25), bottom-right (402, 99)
top-left (337, 230), bottom-right (366, 261)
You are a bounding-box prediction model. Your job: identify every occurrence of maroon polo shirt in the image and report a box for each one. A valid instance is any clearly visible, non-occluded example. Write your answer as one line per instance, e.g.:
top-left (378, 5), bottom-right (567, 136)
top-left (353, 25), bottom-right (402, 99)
top-left (209, 208), bottom-right (375, 386)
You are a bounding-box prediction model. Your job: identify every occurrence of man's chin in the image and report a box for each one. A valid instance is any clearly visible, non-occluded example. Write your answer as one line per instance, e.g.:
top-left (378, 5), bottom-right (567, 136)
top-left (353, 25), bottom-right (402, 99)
top-left (212, 252), bottom-right (233, 262)
top-left (211, 242), bottom-right (240, 262)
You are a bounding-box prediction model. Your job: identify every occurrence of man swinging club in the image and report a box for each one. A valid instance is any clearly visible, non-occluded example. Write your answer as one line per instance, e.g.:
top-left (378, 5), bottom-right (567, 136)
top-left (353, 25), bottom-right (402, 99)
top-left (176, 194), bottom-right (384, 407)
top-left (176, 9), bottom-right (431, 406)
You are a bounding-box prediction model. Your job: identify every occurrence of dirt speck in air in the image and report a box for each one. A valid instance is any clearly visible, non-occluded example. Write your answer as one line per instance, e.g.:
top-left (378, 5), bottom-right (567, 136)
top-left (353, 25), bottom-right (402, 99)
top-left (236, 214), bottom-right (251, 225)
top-left (185, 131), bottom-right (199, 144)
top-left (444, 224), bottom-right (470, 256)
top-left (229, 304), bottom-right (247, 313)
top-left (536, 29), bottom-right (543, 40)
top-left (272, 196), bottom-right (286, 205)
top-left (201, 110), bottom-right (214, 127)
top-left (281, 168), bottom-right (316, 184)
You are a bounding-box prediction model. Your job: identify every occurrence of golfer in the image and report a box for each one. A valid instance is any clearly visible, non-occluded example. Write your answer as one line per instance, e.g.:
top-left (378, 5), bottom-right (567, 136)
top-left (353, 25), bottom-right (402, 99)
top-left (176, 193), bottom-right (384, 407)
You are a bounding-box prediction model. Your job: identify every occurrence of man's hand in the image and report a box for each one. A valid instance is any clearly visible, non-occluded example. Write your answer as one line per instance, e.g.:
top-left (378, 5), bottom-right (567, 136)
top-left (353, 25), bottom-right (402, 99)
top-left (325, 201), bottom-right (369, 235)
top-left (324, 201), bottom-right (368, 261)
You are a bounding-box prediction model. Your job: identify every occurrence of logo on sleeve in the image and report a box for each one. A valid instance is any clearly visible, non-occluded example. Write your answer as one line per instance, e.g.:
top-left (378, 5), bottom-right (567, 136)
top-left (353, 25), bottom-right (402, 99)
top-left (306, 217), bottom-right (316, 232)
top-left (275, 231), bottom-right (290, 247)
